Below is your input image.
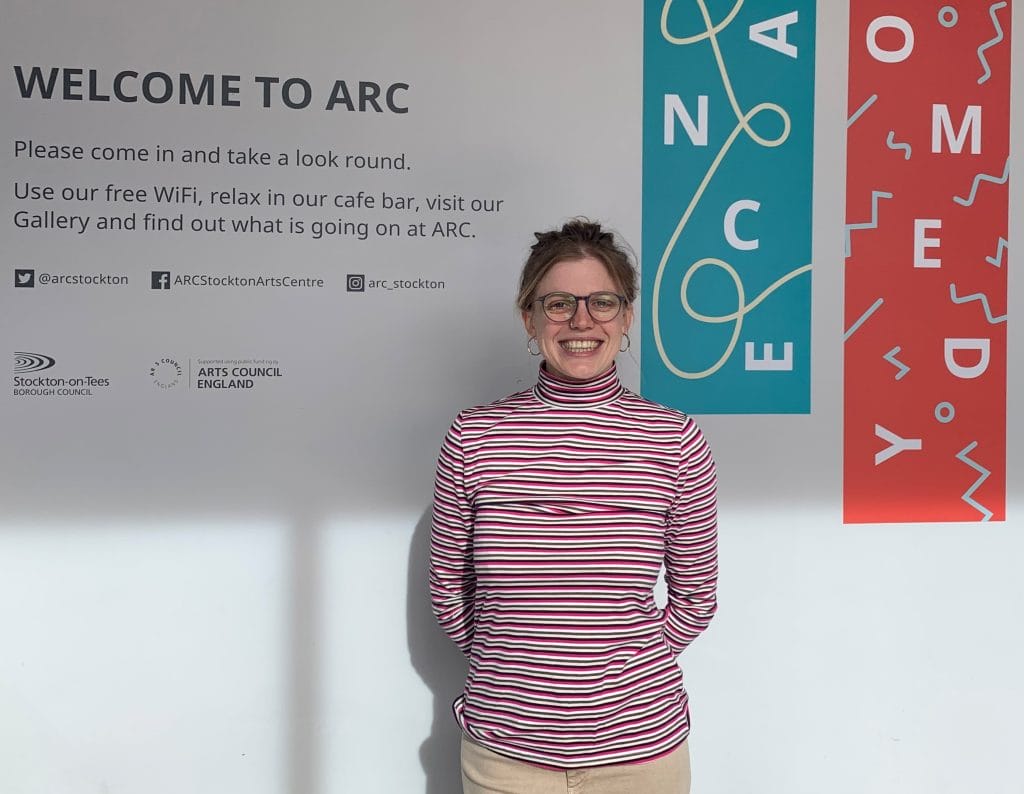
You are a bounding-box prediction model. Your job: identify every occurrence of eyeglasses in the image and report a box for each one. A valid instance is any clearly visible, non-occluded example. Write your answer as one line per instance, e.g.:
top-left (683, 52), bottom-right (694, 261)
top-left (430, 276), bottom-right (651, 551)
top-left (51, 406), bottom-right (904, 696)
top-left (533, 291), bottom-right (627, 323)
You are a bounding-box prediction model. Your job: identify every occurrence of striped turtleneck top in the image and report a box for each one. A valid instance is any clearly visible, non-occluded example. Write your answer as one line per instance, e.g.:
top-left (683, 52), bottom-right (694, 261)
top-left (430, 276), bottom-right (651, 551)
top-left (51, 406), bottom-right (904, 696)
top-left (430, 363), bottom-right (718, 768)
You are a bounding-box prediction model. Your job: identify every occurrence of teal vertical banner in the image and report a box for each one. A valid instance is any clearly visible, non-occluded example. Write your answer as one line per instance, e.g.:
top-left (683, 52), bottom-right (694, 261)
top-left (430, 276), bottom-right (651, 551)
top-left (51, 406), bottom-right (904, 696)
top-left (642, 1), bottom-right (816, 414)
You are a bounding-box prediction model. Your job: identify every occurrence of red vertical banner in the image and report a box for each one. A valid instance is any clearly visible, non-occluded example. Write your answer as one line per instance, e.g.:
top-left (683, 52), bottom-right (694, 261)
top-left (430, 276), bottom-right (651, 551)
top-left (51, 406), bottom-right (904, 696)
top-left (844, 3), bottom-right (1010, 523)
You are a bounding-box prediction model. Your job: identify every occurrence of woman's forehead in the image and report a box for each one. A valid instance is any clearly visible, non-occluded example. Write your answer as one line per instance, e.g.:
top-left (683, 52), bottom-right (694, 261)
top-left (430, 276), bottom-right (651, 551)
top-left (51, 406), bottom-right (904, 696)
top-left (537, 257), bottom-right (617, 291)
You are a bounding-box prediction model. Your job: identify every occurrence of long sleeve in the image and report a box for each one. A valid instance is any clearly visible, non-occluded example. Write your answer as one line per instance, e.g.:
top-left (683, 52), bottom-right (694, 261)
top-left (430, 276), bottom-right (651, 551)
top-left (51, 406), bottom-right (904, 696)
top-left (432, 370), bottom-right (718, 767)
top-left (429, 414), bottom-right (476, 654)
top-left (662, 418), bottom-right (719, 656)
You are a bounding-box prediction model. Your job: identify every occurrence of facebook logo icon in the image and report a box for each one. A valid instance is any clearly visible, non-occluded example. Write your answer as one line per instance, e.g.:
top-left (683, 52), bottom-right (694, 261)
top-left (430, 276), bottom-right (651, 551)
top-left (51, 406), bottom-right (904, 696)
top-left (151, 271), bottom-right (171, 290)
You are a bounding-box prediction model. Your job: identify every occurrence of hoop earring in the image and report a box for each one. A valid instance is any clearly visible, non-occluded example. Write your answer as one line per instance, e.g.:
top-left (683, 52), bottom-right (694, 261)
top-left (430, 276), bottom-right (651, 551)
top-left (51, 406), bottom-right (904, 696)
top-left (619, 333), bottom-right (631, 353)
top-left (527, 337), bottom-right (541, 356)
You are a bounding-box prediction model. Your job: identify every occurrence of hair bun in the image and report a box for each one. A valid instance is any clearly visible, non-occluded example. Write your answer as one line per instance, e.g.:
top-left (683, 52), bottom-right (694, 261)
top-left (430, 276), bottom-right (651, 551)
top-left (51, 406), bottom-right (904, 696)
top-left (516, 217), bottom-right (638, 310)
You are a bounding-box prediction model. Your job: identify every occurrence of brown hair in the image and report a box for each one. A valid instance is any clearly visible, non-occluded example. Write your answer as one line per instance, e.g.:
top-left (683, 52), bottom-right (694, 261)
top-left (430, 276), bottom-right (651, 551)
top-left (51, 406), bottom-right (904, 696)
top-left (516, 218), bottom-right (638, 312)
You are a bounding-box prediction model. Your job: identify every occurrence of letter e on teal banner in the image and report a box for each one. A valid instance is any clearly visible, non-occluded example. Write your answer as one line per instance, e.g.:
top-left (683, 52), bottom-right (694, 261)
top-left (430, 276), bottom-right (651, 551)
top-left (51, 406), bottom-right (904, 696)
top-left (642, 1), bottom-right (816, 414)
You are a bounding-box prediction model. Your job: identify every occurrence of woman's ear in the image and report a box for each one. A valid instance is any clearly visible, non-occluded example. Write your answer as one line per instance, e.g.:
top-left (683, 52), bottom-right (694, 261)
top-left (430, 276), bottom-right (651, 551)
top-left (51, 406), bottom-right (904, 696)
top-left (522, 309), bottom-right (536, 338)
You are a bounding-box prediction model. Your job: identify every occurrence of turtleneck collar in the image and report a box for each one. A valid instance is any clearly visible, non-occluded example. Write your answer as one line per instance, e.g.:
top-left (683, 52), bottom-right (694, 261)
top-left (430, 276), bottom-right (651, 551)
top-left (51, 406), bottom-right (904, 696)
top-left (533, 362), bottom-right (625, 407)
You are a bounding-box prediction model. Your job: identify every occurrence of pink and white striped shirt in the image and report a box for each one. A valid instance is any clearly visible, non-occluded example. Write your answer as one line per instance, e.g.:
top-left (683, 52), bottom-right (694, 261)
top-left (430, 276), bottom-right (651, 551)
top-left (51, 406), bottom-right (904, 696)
top-left (430, 364), bottom-right (718, 767)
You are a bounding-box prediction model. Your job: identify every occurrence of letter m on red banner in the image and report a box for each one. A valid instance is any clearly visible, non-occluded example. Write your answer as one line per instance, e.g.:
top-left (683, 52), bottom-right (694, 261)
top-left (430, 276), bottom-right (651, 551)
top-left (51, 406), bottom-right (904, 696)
top-left (844, 4), bottom-right (1011, 523)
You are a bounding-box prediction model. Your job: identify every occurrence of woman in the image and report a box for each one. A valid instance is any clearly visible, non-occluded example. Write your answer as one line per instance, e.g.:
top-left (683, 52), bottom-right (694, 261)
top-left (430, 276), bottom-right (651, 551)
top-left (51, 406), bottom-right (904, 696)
top-left (430, 219), bottom-right (718, 793)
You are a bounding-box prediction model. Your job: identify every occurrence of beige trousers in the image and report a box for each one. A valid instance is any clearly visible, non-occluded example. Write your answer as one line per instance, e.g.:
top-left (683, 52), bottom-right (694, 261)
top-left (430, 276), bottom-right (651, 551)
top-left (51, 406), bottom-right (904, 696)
top-left (461, 735), bottom-right (691, 794)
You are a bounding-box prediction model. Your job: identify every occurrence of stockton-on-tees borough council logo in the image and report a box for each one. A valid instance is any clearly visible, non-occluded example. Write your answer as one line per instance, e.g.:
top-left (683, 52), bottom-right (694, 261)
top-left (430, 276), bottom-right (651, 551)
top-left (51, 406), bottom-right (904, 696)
top-left (13, 353), bottom-right (111, 399)
top-left (150, 357), bottom-right (182, 388)
top-left (15, 352), bottom-right (56, 373)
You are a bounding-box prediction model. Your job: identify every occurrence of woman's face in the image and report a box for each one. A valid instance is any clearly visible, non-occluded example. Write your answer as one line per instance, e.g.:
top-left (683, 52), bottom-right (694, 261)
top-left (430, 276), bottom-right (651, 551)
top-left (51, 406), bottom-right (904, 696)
top-left (521, 256), bottom-right (633, 382)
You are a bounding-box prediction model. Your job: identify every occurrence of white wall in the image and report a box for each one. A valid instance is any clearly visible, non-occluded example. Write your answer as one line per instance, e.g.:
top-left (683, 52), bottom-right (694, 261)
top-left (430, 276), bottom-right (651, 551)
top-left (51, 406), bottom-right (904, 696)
top-left (1, 3), bottom-right (1021, 793)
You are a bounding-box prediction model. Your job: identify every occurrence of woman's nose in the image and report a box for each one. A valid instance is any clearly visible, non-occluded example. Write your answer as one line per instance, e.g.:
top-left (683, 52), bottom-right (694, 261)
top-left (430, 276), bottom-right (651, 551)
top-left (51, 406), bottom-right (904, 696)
top-left (569, 299), bottom-right (594, 329)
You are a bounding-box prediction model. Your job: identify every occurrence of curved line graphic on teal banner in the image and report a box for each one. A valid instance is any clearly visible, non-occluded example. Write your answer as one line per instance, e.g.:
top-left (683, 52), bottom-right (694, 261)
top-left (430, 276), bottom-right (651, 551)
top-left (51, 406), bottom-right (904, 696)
top-left (652, 0), bottom-right (811, 380)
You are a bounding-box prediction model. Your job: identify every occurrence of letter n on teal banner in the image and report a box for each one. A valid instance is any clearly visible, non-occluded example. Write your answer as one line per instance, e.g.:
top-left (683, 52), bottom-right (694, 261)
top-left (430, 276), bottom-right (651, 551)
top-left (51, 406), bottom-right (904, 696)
top-left (642, 1), bottom-right (816, 414)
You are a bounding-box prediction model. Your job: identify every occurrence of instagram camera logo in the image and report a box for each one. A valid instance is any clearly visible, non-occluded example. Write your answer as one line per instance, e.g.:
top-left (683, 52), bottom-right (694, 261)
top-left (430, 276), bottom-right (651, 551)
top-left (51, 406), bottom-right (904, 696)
top-left (346, 274), bottom-right (366, 292)
top-left (151, 271), bottom-right (171, 290)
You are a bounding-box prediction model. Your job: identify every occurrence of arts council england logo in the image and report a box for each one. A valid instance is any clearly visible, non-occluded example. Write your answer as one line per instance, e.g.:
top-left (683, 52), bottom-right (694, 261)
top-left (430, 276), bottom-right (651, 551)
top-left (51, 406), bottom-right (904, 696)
top-left (150, 357), bottom-right (182, 388)
top-left (145, 356), bottom-right (284, 390)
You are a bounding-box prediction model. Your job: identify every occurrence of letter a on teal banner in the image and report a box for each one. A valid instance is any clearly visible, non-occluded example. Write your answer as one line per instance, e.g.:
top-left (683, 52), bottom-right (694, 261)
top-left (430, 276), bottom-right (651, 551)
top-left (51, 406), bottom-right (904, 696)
top-left (642, 1), bottom-right (816, 414)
